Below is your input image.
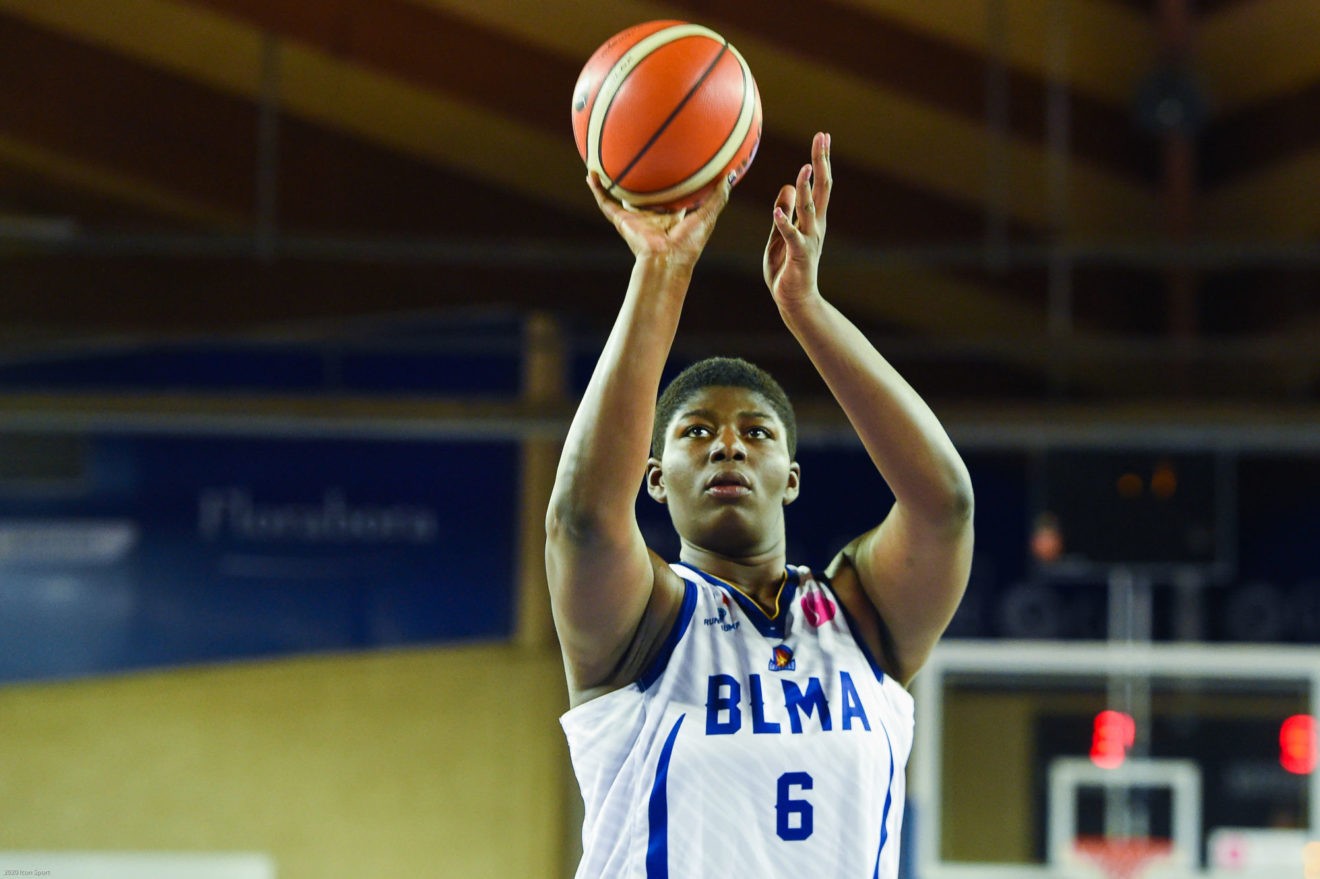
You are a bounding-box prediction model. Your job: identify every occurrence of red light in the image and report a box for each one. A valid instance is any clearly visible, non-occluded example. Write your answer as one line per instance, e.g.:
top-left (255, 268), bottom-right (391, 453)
top-left (1091, 710), bottom-right (1135, 769)
top-left (1281, 715), bottom-right (1317, 775)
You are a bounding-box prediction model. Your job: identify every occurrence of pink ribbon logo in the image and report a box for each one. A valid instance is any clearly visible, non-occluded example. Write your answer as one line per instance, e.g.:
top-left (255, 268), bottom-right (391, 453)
top-left (801, 593), bottom-right (836, 628)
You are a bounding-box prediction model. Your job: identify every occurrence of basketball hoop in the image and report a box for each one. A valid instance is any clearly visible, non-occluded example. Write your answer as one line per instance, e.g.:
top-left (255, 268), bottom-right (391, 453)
top-left (1073, 836), bottom-right (1174, 879)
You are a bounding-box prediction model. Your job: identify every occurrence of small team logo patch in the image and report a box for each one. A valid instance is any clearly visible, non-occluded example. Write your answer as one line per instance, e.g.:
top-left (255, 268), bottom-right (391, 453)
top-left (801, 592), bottom-right (837, 628)
top-left (769, 644), bottom-right (796, 672)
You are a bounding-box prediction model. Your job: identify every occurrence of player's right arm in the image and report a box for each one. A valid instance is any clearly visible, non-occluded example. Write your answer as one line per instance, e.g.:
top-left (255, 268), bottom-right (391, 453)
top-left (546, 175), bottom-right (730, 705)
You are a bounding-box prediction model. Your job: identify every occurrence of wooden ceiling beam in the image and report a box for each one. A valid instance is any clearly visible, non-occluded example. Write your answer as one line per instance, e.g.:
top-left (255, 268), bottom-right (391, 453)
top-left (1202, 148), bottom-right (1320, 239)
top-left (0, 0), bottom-right (1211, 400)
top-left (0, 0), bottom-right (1079, 354)
top-left (835, 0), bottom-right (1157, 108)
top-left (0, 133), bottom-right (241, 227)
top-left (413, 0), bottom-right (1158, 235)
top-left (1198, 0), bottom-right (1320, 114)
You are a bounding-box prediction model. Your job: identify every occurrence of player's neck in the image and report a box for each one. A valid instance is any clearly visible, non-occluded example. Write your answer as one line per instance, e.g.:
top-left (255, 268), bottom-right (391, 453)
top-left (678, 546), bottom-right (788, 615)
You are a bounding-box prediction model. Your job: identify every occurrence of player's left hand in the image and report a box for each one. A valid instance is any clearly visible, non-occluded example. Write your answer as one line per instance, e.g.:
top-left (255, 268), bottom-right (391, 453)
top-left (763, 132), bottom-right (831, 307)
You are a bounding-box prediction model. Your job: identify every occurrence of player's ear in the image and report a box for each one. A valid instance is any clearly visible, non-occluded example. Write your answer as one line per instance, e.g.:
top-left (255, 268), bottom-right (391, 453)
top-left (646, 458), bottom-right (668, 504)
top-left (783, 461), bottom-right (801, 506)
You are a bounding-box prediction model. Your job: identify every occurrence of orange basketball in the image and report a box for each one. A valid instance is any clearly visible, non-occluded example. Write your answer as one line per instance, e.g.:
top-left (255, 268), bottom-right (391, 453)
top-left (571, 20), bottom-right (762, 213)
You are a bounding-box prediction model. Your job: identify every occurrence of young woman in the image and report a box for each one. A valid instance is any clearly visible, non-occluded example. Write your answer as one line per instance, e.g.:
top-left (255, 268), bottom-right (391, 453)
top-left (547, 133), bottom-right (973, 878)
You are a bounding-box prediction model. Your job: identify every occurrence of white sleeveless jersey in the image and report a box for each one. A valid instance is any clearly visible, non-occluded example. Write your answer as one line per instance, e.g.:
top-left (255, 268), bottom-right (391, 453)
top-left (561, 562), bottom-right (915, 879)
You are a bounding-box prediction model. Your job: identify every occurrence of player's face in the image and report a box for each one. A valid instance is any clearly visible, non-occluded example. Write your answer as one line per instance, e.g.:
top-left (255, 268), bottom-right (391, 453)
top-left (647, 385), bottom-right (800, 557)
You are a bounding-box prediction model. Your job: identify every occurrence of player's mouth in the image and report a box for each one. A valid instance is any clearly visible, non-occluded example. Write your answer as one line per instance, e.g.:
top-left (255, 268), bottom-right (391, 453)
top-left (705, 471), bottom-right (751, 499)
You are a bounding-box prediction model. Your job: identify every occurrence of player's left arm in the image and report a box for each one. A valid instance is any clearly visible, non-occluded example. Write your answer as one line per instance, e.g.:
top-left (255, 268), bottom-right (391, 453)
top-left (766, 133), bottom-right (974, 686)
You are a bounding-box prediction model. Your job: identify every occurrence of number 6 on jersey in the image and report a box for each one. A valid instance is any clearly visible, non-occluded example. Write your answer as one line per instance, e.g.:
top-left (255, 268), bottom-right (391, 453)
top-left (776, 771), bottom-right (814, 841)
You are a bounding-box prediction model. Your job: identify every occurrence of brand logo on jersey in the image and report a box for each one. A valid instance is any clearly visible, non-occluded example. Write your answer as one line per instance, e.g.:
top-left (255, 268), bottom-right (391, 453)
top-left (703, 597), bottom-right (740, 632)
top-left (801, 593), bottom-right (836, 628)
top-left (769, 644), bottom-right (796, 671)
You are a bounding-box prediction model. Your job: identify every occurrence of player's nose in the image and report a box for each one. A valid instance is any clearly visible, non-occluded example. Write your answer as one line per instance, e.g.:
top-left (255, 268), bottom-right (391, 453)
top-left (708, 426), bottom-right (747, 461)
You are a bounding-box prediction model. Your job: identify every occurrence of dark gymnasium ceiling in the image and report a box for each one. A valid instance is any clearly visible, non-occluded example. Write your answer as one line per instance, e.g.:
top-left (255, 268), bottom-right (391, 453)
top-left (1, 0), bottom-right (1318, 423)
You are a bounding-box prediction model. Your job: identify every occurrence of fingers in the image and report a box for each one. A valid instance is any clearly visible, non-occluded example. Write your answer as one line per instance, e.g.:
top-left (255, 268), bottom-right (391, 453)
top-left (773, 182), bottom-right (797, 223)
top-left (770, 187), bottom-right (806, 250)
top-left (794, 162), bottom-right (816, 231)
top-left (771, 203), bottom-right (801, 240)
top-left (586, 171), bottom-right (625, 223)
top-left (666, 177), bottom-right (731, 250)
top-left (765, 182), bottom-right (797, 245)
top-left (773, 133), bottom-right (832, 239)
top-left (692, 176), bottom-right (733, 226)
top-left (808, 131), bottom-right (831, 222)
top-left (586, 170), bottom-right (606, 202)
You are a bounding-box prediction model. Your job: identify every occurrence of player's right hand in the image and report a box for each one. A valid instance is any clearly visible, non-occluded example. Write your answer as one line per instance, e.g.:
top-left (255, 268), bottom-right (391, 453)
top-left (588, 172), bottom-right (731, 267)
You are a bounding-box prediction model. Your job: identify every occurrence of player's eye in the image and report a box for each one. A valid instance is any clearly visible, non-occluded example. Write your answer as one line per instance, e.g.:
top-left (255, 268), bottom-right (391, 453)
top-left (683, 425), bottom-right (712, 438)
top-left (747, 426), bottom-right (772, 439)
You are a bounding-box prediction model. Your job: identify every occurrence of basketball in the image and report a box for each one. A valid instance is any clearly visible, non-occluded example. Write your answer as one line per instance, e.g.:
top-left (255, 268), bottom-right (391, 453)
top-left (571, 20), bottom-right (763, 213)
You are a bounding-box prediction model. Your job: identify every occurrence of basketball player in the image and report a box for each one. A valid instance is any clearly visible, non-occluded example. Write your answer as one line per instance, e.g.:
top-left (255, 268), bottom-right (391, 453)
top-left (547, 132), bottom-right (973, 878)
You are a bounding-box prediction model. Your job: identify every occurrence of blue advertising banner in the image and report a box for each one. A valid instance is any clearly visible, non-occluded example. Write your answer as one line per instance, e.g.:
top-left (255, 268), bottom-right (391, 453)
top-left (0, 434), bottom-right (518, 683)
top-left (2, 427), bottom-right (1314, 685)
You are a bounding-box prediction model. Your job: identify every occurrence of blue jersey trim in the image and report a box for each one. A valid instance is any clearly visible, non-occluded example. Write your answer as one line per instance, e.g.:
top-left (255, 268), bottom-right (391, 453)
top-left (872, 718), bottom-right (897, 878)
top-left (646, 714), bottom-right (686, 879)
top-left (637, 578), bottom-right (698, 692)
top-left (673, 562), bottom-right (799, 640)
top-left (825, 576), bottom-right (888, 684)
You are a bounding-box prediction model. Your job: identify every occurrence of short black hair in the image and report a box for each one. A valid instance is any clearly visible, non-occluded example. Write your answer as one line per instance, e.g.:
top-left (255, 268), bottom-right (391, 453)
top-left (651, 356), bottom-right (797, 458)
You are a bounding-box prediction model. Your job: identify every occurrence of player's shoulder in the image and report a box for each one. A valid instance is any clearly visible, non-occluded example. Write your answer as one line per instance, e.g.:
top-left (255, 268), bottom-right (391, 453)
top-left (562, 551), bottom-right (693, 705)
top-left (817, 551), bottom-right (904, 682)
top-left (619, 552), bottom-right (695, 683)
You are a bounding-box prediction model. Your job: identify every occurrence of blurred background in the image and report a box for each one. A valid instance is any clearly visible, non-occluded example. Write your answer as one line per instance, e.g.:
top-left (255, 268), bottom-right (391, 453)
top-left (0, 1), bottom-right (1316, 878)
